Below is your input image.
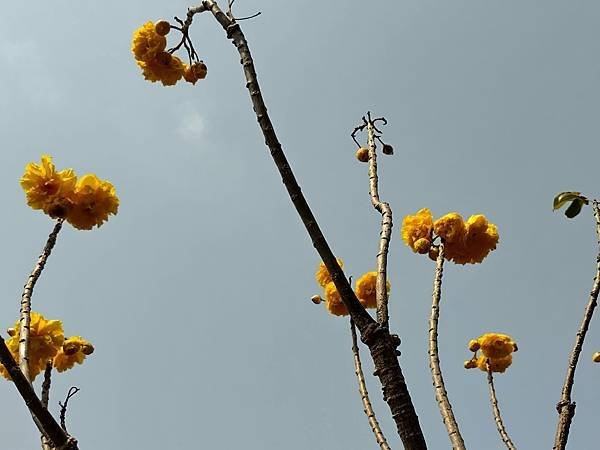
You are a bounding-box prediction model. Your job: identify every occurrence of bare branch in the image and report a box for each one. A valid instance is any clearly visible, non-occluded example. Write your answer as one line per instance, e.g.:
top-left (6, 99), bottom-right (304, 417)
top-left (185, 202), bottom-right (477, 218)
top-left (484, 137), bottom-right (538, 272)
top-left (59, 387), bottom-right (81, 434)
top-left (19, 220), bottom-right (63, 382)
top-left (0, 336), bottom-right (77, 449)
top-left (428, 243), bottom-right (466, 449)
top-left (350, 319), bottom-right (391, 450)
top-left (486, 361), bottom-right (517, 450)
top-left (553, 199), bottom-right (600, 450)
top-left (364, 111), bottom-right (393, 329)
top-left (192, 2), bottom-right (427, 447)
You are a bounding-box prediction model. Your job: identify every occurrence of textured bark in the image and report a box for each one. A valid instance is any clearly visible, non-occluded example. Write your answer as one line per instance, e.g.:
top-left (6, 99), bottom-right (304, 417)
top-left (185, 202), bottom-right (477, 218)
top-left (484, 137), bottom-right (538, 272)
top-left (553, 200), bottom-right (600, 450)
top-left (0, 337), bottom-right (77, 449)
top-left (185, 2), bottom-right (427, 447)
top-left (350, 319), bottom-right (391, 450)
top-left (365, 117), bottom-right (393, 329)
top-left (428, 244), bottom-right (466, 449)
top-left (19, 220), bottom-right (63, 382)
top-left (486, 363), bottom-right (517, 450)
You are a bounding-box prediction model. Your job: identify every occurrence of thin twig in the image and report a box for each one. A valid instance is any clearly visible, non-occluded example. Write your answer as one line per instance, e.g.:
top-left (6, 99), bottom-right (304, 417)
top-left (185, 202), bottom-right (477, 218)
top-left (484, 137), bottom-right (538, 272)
top-left (364, 111), bottom-right (393, 329)
top-left (0, 336), bottom-right (77, 449)
top-left (59, 387), bottom-right (81, 434)
top-left (428, 243), bottom-right (466, 449)
top-left (188, 2), bottom-right (427, 447)
top-left (486, 361), bottom-right (517, 450)
top-left (19, 220), bottom-right (63, 382)
top-left (553, 199), bottom-right (600, 450)
top-left (41, 361), bottom-right (52, 408)
top-left (350, 319), bottom-right (391, 450)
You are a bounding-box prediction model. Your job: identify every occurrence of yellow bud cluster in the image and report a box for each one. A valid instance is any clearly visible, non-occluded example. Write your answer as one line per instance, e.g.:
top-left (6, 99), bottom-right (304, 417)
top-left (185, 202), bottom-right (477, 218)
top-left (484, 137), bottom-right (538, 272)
top-left (464, 333), bottom-right (517, 374)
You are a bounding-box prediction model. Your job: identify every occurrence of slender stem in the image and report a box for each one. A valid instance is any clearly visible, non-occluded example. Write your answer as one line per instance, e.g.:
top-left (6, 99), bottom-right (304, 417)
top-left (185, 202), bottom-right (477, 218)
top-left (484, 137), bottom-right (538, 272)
top-left (41, 362), bottom-right (52, 408)
top-left (428, 243), bottom-right (466, 449)
top-left (19, 220), bottom-right (63, 382)
top-left (0, 336), bottom-right (78, 449)
top-left (189, 2), bottom-right (427, 447)
top-left (365, 114), bottom-right (393, 329)
top-left (486, 362), bottom-right (517, 450)
top-left (350, 319), bottom-right (391, 450)
top-left (553, 199), bottom-right (600, 450)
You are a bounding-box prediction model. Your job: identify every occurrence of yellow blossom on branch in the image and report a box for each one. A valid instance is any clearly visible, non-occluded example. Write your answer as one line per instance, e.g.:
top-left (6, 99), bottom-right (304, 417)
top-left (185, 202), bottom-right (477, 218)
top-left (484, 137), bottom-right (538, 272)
top-left (53, 336), bottom-right (94, 373)
top-left (355, 271), bottom-right (391, 309)
top-left (315, 258), bottom-right (344, 288)
top-left (433, 213), bottom-right (466, 244)
top-left (137, 51), bottom-right (186, 86)
top-left (66, 174), bottom-right (119, 230)
top-left (20, 155), bottom-right (77, 219)
top-left (445, 214), bottom-right (499, 265)
top-left (131, 21), bottom-right (167, 63)
top-left (401, 208), bottom-right (433, 253)
top-left (324, 281), bottom-right (348, 316)
top-left (0, 312), bottom-right (64, 381)
top-left (476, 333), bottom-right (517, 359)
top-left (476, 355), bottom-right (512, 373)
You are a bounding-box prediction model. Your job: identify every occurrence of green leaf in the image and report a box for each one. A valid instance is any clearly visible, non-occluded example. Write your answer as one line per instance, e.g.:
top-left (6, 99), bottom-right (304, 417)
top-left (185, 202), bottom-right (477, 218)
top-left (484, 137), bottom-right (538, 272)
top-left (565, 198), bottom-right (585, 218)
top-left (553, 191), bottom-right (584, 211)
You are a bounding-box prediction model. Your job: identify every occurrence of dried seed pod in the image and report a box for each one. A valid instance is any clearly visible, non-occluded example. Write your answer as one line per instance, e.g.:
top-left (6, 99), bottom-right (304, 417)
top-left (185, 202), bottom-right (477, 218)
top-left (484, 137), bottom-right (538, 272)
top-left (310, 295), bottom-right (322, 305)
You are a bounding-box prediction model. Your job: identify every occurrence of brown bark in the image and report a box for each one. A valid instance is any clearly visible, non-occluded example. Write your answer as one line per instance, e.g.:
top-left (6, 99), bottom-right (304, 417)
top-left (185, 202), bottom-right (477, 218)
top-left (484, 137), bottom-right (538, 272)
top-left (0, 337), bottom-right (77, 449)
top-left (486, 363), bottom-right (517, 450)
top-left (553, 200), bottom-right (600, 450)
top-left (183, 2), bottom-right (427, 447)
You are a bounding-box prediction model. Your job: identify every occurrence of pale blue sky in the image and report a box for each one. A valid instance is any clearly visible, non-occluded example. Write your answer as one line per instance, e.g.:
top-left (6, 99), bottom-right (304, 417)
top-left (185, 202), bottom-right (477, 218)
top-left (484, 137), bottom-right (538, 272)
top-left (1, 1), bottom-right (600, 449)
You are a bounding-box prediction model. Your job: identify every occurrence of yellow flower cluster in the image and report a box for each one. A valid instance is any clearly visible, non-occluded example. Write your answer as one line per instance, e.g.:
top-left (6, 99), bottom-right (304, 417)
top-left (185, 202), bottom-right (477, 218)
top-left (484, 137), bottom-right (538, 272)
top-left (20, 155), bottom-right (119, 230)
top-left (314, 260), bottom-right (390, 316)
top-left (132, 21), bottom-right (207, 86)
top-left (464, 333), bottom-right (517, 374)
top-left (0, 312), bottom-right (94, 381)
top-left (401, 208), bottom-right (499, 264)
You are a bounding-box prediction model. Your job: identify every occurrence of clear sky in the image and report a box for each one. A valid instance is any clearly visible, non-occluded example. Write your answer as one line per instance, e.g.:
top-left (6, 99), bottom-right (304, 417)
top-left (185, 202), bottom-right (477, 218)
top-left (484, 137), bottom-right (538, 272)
top-left (1, 1), bottom-right (600, 449)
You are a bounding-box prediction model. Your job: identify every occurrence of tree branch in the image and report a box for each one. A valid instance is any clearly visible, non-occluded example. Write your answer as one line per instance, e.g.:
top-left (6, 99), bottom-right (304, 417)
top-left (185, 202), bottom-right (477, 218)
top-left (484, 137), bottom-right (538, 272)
top-left (19, 220), bottom-right (63, 382)
top-left (486, 362), bottom-right (517, 450)
top-left (428, 243), bottom-right (466, 449)
top-left (187, 2), bottom-right (427, 447)
top-left (553, 199), bottom-right (600, 450)
top-left (365, 112), bottom-right (393, 329)
top-left (0, 336), bottom-right (78, 449)
top-left (350, 319), bottom-right (391, 450)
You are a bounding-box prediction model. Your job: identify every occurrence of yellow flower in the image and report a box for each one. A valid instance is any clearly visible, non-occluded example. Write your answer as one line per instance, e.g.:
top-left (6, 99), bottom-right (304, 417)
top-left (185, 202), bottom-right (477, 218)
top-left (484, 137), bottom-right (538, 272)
top-left (138, 51), bottom-right (186, 86)
top-left (131, 21), bottom-right (167, 63)
top-left (445, 214), bottom-right (499, 264)
top-left (401, 208), bottom-right (433, 252)
top-left (355, 271), bottom-right (390, 309)
top-left (53, 336), bottom-right (94, 373)
top-left (0, 312), bottom-right (64, 381)
top-left (20, 155), bottom-right (77, 218)
top-left (315, 258), bottom-right (344, 288)
top-left (183, 61), bottom-right (208, 85)
top-left (476, 333), bottom-right (517, 359)
top-left (67, 174), bottom-right (119, 230)
top-left (476, 354), bottom-right (512, 373)
top-left (433, 213), bottom-right (466, 243)
top-left (324, 281), bottom-right (348, 316)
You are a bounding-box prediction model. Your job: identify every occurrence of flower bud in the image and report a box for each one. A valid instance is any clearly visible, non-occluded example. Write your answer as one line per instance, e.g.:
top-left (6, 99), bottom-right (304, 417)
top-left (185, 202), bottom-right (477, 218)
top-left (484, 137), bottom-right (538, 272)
top-left (311, 294), bottom-right (322, 305)
top-left (82, 343), bottom-right (95, 355)
top-left (468, 339), bottom-right (480, 352)
top-left (414, 238), bottom-right (431, 254)
top-left (464, 359), bottom-right (477, 369)
top-left (355, 147), bottom-right (369, 162)
top-left (154, 20), bottom-right (171, 36)
top-left (6, 327), bottom-right (16, 337)
top-left (593, 351), bottom-right (600, 363)
top-left (428, 246), bottom-right (440, 261)
top-left (63, 340), bottom-right (81, 356)
top-left (382, 144), bottom-right (394, 155)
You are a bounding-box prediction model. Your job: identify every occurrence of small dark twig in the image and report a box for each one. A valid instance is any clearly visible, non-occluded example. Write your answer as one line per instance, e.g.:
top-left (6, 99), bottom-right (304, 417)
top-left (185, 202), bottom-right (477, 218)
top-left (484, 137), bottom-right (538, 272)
top-left (41, 362), bottom-right (52, 408)
top-left (59, 387), bottom-right (80, 434)
top-left (235, 11), bottom-right (262, 21)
